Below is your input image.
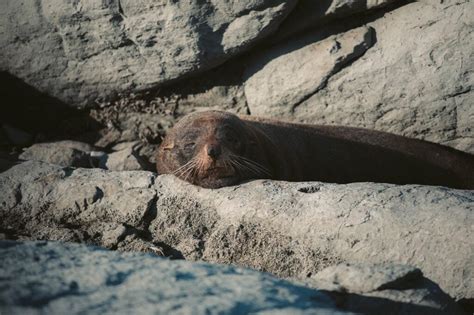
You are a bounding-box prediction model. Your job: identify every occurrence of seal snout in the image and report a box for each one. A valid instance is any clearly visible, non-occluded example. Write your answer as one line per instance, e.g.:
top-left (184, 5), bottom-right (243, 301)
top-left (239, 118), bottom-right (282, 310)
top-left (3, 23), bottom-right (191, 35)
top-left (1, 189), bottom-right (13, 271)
top-left (206, 143), bottom-right (221, 160)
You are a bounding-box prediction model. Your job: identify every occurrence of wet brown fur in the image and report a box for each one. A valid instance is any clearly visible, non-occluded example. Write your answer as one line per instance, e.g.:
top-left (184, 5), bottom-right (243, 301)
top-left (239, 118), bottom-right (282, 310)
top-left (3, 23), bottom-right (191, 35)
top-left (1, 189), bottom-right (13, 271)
top-left (156, 110), bottom-right (474, 189)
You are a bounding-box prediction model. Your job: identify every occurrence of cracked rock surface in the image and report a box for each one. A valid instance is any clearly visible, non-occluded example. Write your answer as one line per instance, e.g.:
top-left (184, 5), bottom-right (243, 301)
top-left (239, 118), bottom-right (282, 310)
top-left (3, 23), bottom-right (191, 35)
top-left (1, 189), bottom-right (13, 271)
top-left (1, 160), bottom-right (473, 302)
top-left (289, 0), bottom-right (474, 153)
top-left (244, 26), bottom-right (375, 116)
top-left (0, 0), bottom-right (296, 107)
top-left (0, 241), bottom-right (465, 315)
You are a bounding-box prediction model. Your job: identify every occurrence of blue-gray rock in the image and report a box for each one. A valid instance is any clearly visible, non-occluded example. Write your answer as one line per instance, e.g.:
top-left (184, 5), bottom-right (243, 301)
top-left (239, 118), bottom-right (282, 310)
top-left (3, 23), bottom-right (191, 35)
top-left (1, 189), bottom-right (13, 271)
top-left (0, 161), bottom-right (473, 302)
top-left (0, 241), bottom-right (464, 314)
top-left (0, 240), bottom-right (350, 315)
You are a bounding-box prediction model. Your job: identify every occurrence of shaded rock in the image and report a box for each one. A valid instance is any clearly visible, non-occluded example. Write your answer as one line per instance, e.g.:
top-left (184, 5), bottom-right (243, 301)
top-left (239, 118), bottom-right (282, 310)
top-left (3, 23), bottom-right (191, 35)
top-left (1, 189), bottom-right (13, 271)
top-left (244, 26), bottom-right (375, 116)
top-left (0, 240), bottom-right (350, 315)
top-left (19, 140), bottom-right (97, 168)
top-left (0, 161), bottom-right (473, 302)
top-left (273, 0), bottom-right (401, 42)
top-left (0, 0), bottom-right (296, 107)
top-left (0, 241), bottom-right (465, 315)
top-left (0, 151), bottom-right (18, 173)
top-left (313, 264), bottom-right (423, 293)
top-left (310, 263), bottom-right (465, 315)
top-left (2, 124), bottom-right (32, 147)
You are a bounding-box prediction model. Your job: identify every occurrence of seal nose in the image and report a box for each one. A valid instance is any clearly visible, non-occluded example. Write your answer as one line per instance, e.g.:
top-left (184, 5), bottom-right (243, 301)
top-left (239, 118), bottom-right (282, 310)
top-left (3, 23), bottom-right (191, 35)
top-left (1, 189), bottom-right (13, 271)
top-left (207, 144), bottom-right (221, 159)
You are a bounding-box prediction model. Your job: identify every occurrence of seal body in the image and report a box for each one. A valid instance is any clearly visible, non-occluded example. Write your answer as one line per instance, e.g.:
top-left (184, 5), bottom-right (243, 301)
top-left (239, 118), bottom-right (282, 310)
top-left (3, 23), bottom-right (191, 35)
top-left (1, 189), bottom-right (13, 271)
top-left (156, 110), bottom-right (474, 189)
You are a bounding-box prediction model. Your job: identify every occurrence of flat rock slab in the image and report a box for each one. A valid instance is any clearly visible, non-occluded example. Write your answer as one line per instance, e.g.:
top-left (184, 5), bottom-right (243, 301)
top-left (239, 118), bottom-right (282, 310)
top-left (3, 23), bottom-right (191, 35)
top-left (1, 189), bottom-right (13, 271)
top-left (0, 241), bottom-right (349, 315)
top-left (244, 26), bottom-right (375, 116)
top-left (0, 241), bottom-right (464, 315)
top-left (0, 0), bottom-right (295, 107)
top-left (0, 161), bottom-right (473, 301)
top-left (248, 0), bottom-right (474, 153)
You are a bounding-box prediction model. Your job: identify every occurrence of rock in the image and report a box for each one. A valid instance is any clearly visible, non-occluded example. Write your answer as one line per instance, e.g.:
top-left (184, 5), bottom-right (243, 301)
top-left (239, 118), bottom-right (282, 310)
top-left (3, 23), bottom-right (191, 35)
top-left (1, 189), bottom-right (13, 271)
top-left (0, 240), bottom-right (350, 315)
top-left (18, 140), bottom-right (97, 168)
top-left (312, 264), bottom-right (423, 293)
top-left (310, 263), bottom-right (465, 314)
top-left (0, 241), bottom-right (464, 315)
top-left (244, 26), bottom-right (375, 116)
top-left (272, 0), bottom-right (401, 42)
top-left (249, 0), bottom-right (474, 154)
top-left (2, 124), bottom-right (32, 147)
top-left (101, 142), bottom-right (149, 171)
top-left (0, 0), bottom-right (296, 107)
top-left (0, 160), bottom-right (473, 302)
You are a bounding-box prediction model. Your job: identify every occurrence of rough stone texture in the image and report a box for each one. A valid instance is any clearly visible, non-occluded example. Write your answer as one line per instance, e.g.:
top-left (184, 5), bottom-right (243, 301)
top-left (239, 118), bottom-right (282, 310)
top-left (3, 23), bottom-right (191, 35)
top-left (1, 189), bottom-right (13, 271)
top-left (0, 0), bottom-right (296, 107)
top-left (0, 241), bottom-right (350, 315)
top-left (17, 140), bottom-right (155, 171)
top-left (272, 0), bottom-right (400, 42)
top-left (102, 142), bottom-right (150, 171)
top-left (312, 263), bottom-right (423, 293)
top-left (309, 263), bottom-right (465, 314)
top-left (0, 241), bottom-right (465, 315)
top-left (244, 26), bottom-right (375, 116)
top-left (1, 161), bottom-right (473, 302)
top-left (247, 0), bottom-right (474, 153)
top-left (18, 140), bottom-right (96, 168)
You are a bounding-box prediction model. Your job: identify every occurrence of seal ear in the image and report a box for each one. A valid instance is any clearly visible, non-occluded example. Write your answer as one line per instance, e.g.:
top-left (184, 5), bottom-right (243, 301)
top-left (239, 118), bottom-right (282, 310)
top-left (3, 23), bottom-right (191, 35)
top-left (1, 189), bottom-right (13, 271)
top-left (160, 139), bottom-right (174, 151)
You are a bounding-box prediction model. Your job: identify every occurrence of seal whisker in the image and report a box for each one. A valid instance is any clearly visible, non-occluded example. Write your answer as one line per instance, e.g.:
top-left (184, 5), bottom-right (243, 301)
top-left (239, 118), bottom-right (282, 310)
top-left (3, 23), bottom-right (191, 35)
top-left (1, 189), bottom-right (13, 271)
top-left (173, 159), bottom-right (195, 176)
top-left (241, 160), bottom-right (272, 176)
top-left (227, 158), bottom-right (245, 175)
top-left (229, 154), bottom-right (272, 177)
top-left (181, 161), bottom-right (198, 181)
top-left (174, 158), bottom-right (197, 179)
top-left (174, 162), bottom-right (195, 177)
top-left (229, 155), bottom-right (263, 177)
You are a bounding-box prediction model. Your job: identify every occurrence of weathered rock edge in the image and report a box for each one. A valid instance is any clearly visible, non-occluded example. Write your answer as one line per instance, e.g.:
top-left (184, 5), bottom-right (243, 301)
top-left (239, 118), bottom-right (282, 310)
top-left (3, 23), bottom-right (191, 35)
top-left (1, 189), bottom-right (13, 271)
top-left (0, 241), bottom-right (465, 315)
top-left (0, 0), bottom-right (297, 107)
top-left (0, 161), bottom-right (473, 301)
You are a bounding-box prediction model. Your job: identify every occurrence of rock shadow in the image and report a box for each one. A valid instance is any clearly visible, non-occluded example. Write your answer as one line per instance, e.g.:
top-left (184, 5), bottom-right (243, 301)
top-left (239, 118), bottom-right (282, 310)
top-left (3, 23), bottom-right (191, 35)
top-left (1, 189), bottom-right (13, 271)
top-left (0, 72), bottom-right (103, 146)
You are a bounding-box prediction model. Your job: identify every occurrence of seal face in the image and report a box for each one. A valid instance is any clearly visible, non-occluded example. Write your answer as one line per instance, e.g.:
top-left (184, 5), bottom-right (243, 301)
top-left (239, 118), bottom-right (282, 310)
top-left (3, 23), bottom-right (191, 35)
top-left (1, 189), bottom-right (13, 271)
top-left (156, 111), bottom-right (273, 188)
top-left (157, 110), bottom-right (474, 189)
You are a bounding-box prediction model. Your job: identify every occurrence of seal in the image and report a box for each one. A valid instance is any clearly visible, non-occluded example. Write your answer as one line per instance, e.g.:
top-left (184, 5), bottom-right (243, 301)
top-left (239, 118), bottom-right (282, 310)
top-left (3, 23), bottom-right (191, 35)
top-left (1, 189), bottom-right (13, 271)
top-left (156, 110), bottom-right (474, 189)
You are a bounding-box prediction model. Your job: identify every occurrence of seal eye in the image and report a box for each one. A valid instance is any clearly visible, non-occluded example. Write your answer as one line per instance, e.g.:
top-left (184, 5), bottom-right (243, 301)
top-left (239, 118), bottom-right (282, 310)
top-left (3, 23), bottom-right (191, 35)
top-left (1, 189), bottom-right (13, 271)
top-left (184, 142), bottom-right (196, 151)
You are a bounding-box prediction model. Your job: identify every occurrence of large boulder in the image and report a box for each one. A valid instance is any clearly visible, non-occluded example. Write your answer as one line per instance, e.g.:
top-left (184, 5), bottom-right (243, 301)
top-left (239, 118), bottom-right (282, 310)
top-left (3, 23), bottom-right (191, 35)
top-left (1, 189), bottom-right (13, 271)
top-left (0, 241), bottom-right (349, 315)
top-left (18, 141), bottom-right (96, 168)
top-left (244, 0), bottom-right (474, 154)
top-left (0, 0), bottom-right (296, 107)
top-left (0, 160), bottom-right (472, 301)
top-left (0, 0), bottom-right (411, 108)
top-left (244, 26), bottom-right (375, 116)
top-left (0, 241), bottom-right (465, 314)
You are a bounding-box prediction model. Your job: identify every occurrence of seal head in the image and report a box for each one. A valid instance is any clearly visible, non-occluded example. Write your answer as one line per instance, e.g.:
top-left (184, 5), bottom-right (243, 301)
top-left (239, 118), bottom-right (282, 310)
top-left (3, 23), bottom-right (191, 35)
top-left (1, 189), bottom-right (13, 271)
top-left (156, 111), bottom-right (273, 188)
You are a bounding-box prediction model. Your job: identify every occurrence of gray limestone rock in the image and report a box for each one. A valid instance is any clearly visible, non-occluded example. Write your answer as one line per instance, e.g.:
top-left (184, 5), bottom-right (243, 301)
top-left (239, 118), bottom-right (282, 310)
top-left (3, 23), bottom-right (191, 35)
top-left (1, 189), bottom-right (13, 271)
top-left (0, 240), bottom-right (350, 315)
top-left (0, 0), bottom-right (296, 107)
top-left (0, 161), bottom-right (473, 302)
top-left (102, 142), bottom-right (149, 171)
top-left (18, 140), bottom-right (96, 168)
top-left (0, 241), bottom-right (465, 315)
top-left (310, 263), bottom-right (465, 314)
top-left (245, 0), bottom-right (474, 153)
top-left (244, 26), bottom-right (375, 116)
top-left (294, 0), bottom-right (474, 153)
top-left (273, 0), bottom-right (401, 42)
